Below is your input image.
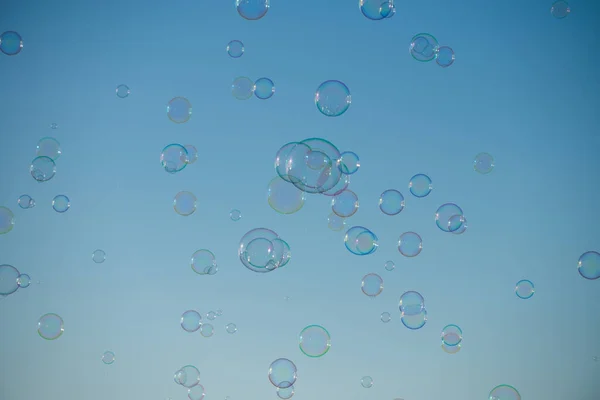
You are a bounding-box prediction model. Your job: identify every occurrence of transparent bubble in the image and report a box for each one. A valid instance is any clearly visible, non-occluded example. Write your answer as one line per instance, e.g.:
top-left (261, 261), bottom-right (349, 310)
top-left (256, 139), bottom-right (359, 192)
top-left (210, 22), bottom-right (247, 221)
top-left (380, 312), bottom-right (391, 323)
top-left (379, 189), bottom-right (404, 215)
top-left (515, 279), bottom-right (535, 299)
top-left (474, 152), bottom-right (495, 174)
top-left (327, 212), bottom-right (347, 232)
top-left (272, 238), bottom-right (292, 268)
top-left (92, 249), bottom-right (106, 263)
top-left (578, 251), bottom-right (600, 280)
top-left (384, 260), bottom-right (395, 271)
top-left (409, 174), bottom-right (432, 197)
top-left (442, 342), bottom-right (462, 354)
top-left (435, 203), bottom-right (464, 232)
top-left (359, 0), bottom-right (394, 20)
top-left (177, 365), bottom-right (201, 388)
top-left (254, 77), bottom-right (275, 100)
top-left (52, 195), bottom-right (71, 213)
top-left (18, 194), bottom-right (35, 209)
top-left (337, 151), bottom-right (360, 174)
top-left (200, 323), bottom-right (214, 337)
top-left (441, 324), bottom-right (463, 346)
top-left (230, 209), bottom-right (242, 221)
top-left (244, 237), bottom-right (275, 269)
top-left (299, 325), bottom-right (331, 358)
top-left (232, 76), bottom-right (255, 100)
top-left (283, 140), bottom-right (342, 194)
top-left (0, 31), bottom-right (23, 56)
top-left (226, 323), bottom-right (237, 334)
top-left (216, 309), bottom-right (223, 316)
top-left (267, 176), bottom-right (306, 214)
top-left (236, 0), bottom-right (270, 20)
top-left (227, 39), bottom-right (244, 58)
top-left (409, 33), bottom-right (439, 62)
top-left (160, 144), bottom-right (189, 174)
top-left (277, 385), bottom-right (295, 400)
top-left (167, 97), bottom-right (192, 124)
top-left (436, 46), bottom-right (455, 68)
top-left (345, 226), bottom-right (378, 256)
top-left (188, 384), bottom-right (205, 400)
top-left (238, 228), bottom-right (281, 273)
top-left (50, 123), bottom-right (58, 129)
top-left (191, 249), bottom-right (217, 275)
top-left (268, 358), bottom-right (297, 389)
top-left (184, 145), bottom-right (198, 164)
top-left (361, 273), bottom-right (384, 297)
top-left (30, 156), bottom-right (57, 182)
top-left (551, 0), bottom-right (570, 18)
top-left (0, 207), bottom-right (15, 234)
top-left (37, 313), bottom-right (64, 340)
top-left (399, 291), bottom-right (425, 316)
top-left (398, 232), bottom-right (423, 257)
top-left (174, 191), bottom-right (197, 216)
top-left (332, 189), bottom-right (359, 218)
top-left (449, 215), bottom-right (468, 235)
top-left (361, 376), bottom-right (374, 388)
top-left (401, 308), bottom-right (427, 330)
top-left (181, 310), bottom-right (202, 333)
top-left (322, 173), bottom-right (350, 197)
top-left (17, 274), bottom-right (31, 288)
top-left (36, 137), bottom-right (62, 160)
top-left (315, 80), bottom-right (351, 117)
top-left (379, 1), bottom-right (395, 18)
top-left (0, 264), bottom-right (20, 295)
top-left (207, 311), bottom-right (216, 320)
top-left (116, 84), bottom-right (130, 98)
top-left (488, 384), bottom-right (521, 400)
top-left (102, 351), bottom-right (116, 364)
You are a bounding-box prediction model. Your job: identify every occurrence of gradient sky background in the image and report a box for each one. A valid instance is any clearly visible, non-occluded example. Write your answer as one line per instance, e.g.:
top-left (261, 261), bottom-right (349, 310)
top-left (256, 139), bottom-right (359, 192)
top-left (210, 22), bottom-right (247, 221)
top-left (1, 0), bottom-right (599, 399)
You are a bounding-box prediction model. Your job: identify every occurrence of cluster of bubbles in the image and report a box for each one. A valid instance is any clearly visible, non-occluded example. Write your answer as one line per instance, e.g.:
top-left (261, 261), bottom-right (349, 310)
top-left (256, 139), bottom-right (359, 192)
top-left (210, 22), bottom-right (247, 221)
top-left (232, 76), bottom-right (276, 100)
top-left (174, 365), bottom-right (206, 400)
top-left (409, 33), bottom-right (455, 68)
top-left (180, 309), bottom-right (234, 337)
top-left (399, 291), bottom-right (428, 330)
top-left (160, 142), bottom-right (198, 173)
top-left (238, 228), bottom-right (291, 273)
top-left (268, 358), bottom-right (297, 399)
top-left (0, 264), bottom-right (33, 301)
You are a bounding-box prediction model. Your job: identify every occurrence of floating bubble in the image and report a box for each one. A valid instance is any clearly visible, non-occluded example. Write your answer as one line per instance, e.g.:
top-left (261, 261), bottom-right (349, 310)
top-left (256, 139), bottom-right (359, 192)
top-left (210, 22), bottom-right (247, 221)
top-left (102, 351), bottom-right (116, 364)
top-left (409, 33), bottom-right (439, 62)
top-left (0, 207), bottom-right (15, 234)
top-left (50, 123), bottom-right (58, 129)
top-left (435, 203), bottom-right (464, 232)
top-left (181, 310), bottom-right (202, 333)
top-left (18, 194), bottom-right (35, 209)
top-left (227, 39), bottom-right (244, 58)
top-left (200, 323), bottom-right (214, 337)
top-left (435, 46), bottom-right (455, 68)
top-left (338, 151), bottom-right (360, 174)
top-left (236, 0), bottom-right (270, 20)
top-left (384, 260), bottom-right (395, 271)
top-left (230, 209), bottom-right (242, 221)
top-left (226, 323), bottom-right (237, 334)
top-left (92, 249), bottom-right (106, 263)
top-left (0, 264), bottom-right (20, 295)
top-left (399, 291), bottom-right (425, 316)
top-left (17, 274), bottom-right (31, 288)
top-left (379, 189), bottom-right (405, 215)
top-left (167, 97), bottom-right (192, 124)
top-left (322, 174), bottom-right (350, 197)
top-left (299, 325), bottom-right (331, 358)
top-left (515, 280), bottom-right (535, 299)
top-left (174, 191), bottom-right (197, 216)
top-left (268, 358), bottom-right (297, 389)
top-left (207, 311), bottom-right (216, 320)
top-left (551, 0), bottom-right (570, 18)
top-left (37, 313), bottom-right (64, 340)
top-left (442, 342), bottom-right (461, 354)
top-left (327, 212), bottom-right (347, 232)
top-left (345, 226), bottom-right (378, 255)
top-left (177, 365), bottom-right (201, 388)
top-left (449, 215), bottom-right (468, 235)
top-left (52, 195), bottom-right (70, 213)
top-left (30, 156), bottom-right (57, 182)
top-left (315, 80), bottom-right (351, 117)
top-left (116, 84), bottom-right (130, 98)
top-left (184, 145), bottom-right (198, 164)
top-left (359, 0), bottom-right (394, 20)
top-left (277, 385), bottom-right (295, 400)
top-left (244, 237), bottom-right (276, 270)
top-left (232, 76), bottom-right (255, 100)
top-left (160, 144), bottom-right (189, 174)
top-left (380, 312), bottom-right (391, 323)
top-left (272, 238), bottom-right (292, 268)
top-left (398, 232), bottom-right (423, 257)
top-left (361, 376), bottom-right (374, 388)
top-left (578, 251), bottom-right (600, 280)
top-left (267, 176), bottom-right (306, 214)
top-left (36, 137), bottom-right (62, 160)
top-left (188, 384), bottom-right (206, 400)
top-left (361, 273), bottom-right (384, 298)
top-left (488, 384), bottom-right (521, 400)
top-left (401, 308), bottom-right (427, 330)
top-left (441, 324), bottom-right (463, 346)
top-left (409, 174), bottom-right (432, 198)
top-left (238, 228), bottom-right (280, 273)
top-left (379, 1), bottom-right (395, 18)
top-left (254, 77), bottom-right (275, 100)
top-left (191, 249), bottom-right (217, 275)
top-left (216, 309), bottom-right (223, 316)
top-left (332, 189), bottom-right (359, 218)
top-left (474, 152), bottom-right (495, 174)
top-left (0, 31), bottom-right (23, 56)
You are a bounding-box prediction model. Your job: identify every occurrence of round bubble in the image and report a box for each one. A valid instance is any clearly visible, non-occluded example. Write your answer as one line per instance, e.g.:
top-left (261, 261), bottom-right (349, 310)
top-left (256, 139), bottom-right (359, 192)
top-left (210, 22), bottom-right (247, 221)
top-left (379, 189), bottom-right (405, 215)
top-left (488, 384), bottom-right (521, 400)
top-left (232, 76), bottom-right (255, 100)
top-left (398, 232), bottom-right (423, 257)
top-left (361, 376), bottom-right (374, 388)
top-left (200, 323), bottom-right (214, 337)
top-left (226, 323), bottom-right (237, 334)
top-left (206, 311), bottom-right (216, 320)
top-left (361, 273), bottom-right (384, 297)
top-left (551, 1), bottom-right (570, 18)
top-left (92, 249), bottom-right (106, 263)
top-left (401, 308), bottom-right (427, 330)
top-left (332, 189), bottom-right (359, 218)
top-left (254, 77), bottom-right (275, 100)
top-left (188, 384), bottom-right (206, 400)
top-left (381, 312), bottom-right (391, 323)
top-left (230, 209), bottom-right (242, 221)
top-left (160, 144), bottom-right (188, 174)
top-left (442, 342), bottom-right (462, 354)
top-left (38, 313), bottom-right (64, 340)
top-left (399, 291), bottom-right (425, 316)
top-left (436, 46), bottom-right (455, 68)
top-left (268, 358), bottom-right (297, 389)
top-left (102, 351), bottom-right (116, 364)
top-left (268, 176), bottom-right (306, 214)
top-left (515, 279), bottom-right (535, 299)
top-left (338, 151), bottom-right (360, 174)
top-left (0, 207), bottom-right (15, 234)
top-left (441, 324), bottom-right (463, 346)
top-left (315, 80), bottom-right (351, 117)
top-left (327, 212), bottom-right (347, 232)
top-left (435, 203), bottom-right (464, 232)
top-left (359, 0), bottom-right (394, 20)
top-left (345, 226), bottom-right (378, 256)
top-left (181, 310), bottom-right (202, 332)
top-left (17, 274), bottom-right (31, 288)
top-left (283, 140), bottom-right (343, 194)
top-left (191, 249), bottom-right (217, 275)
top-left (449, 215), bottom-right (468, 235)
top-left (52, 195), bottom-right (70, 213)
top-left (174, 191), bottom-right (197, 216)
top-left (36, 137), bottom-right (62, 160)
top-left (179, 365), bottom-right (201, 388)
top-left (244, 237), bottom-right (278, 270)
top-left (409, 33), bottom-right (439, 62)
top-left (274, 142), bottom-right (299, 181)
top-left (50, 123), bottom-right (58, 129)
top-left (474, 152), bottom-right (495, 174)
top-left (18, 194), bottom-right (35, 209)
top-left (380, 1), bottom-right (395, 18)
top-left (116, 84), bottom-right (130, 98)
top-left (277, 385), bottom-right (295, 400)
top-left (184, 145), bottom-right (198, 164)
top-left (238, 228), bottom-right (280, 273)
top-left (30, 156), bottom-right (57, 182)
top-left (167, 97), bottom-right (192, 123)
top-left (299, 324), bottom-right (331, 358)
top-left (578, 251), bottom-right (600, 280)
top-left (384, 260), bottom-right (395, 271)
top-left (409, 174), bottom-right (432, 197)
top-left (236, 0), bottom-right (270, 20)
top-left (0, 31), bottom-right (23, 56)
top-left (0, 264), bottom-right (20, 295)
top-left (227, 40), bottom-right (244, 58)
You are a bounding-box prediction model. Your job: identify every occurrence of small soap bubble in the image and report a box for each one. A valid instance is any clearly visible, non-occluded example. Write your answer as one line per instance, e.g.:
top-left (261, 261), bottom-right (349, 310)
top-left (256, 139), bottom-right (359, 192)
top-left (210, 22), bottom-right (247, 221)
top-left (181, 310), bottom-right (202, 333)
top-left (361, 376), bottom-right (374, 388)
top-left (37, 313), bottom-right (64, 340)
top-left (380, 312), bottom-right (391, 323)
top-left (188, 384), bottom-right (206, 400)
top-left (167, 97), bottom-right (192, 124)
top-left (18, 194), bottom-right (35, 209)
top-left (361, 273), bottom-right (383, 298)
top-left (409, 174), bottom-right (432, 197)
top-left (551, 0), bottom-right (570, 18)
top-left (52, 195), bottom-right (71, 213)
top-left (254, 77), bottom-right (275, 100)
top-left (327, 212), bottom-right (347, 231)
top-left (36, 137), bottom-right (62, 160)
top-left (379, 189), bottom-right (405, 215)
top-left (50, 123), bottom-right (58, 129)
top-left (116, 84), bottom-right (130, 98)
top-left (174, 191), bottom-right (197, 216)
top-left (398, 232), bottom-right (423, 257)
top-left (268, 358), bottom-right (297, 389)
top-left (92, 249), bottom-right (106, 263)
top-left (232, 77), bottom-right (255, 100)
top-left (17, 274), bottom-right (31, 288)
top-left (227, 40), bottom-right (244, 58)
top-left (30, 156), bottom-right (56, 182)
top-left (277, 385), bottom-right (295, 400)
top-left (0, 31), bottom-right (23, 56)
top-left (206, 311), bottom-right (216, 320)
top-left (226, 323), bottom-right (237, 334)
top-left (515, 279), bottom-right (535, 299)
top-left (299, 325), bottom-right (331, 358)
top-left (230, 209), bottom-right (242, 221)
top-left (200, 323), bottom-right (214, 337)
top-left (384, 260), bottom-right (395, 271)
top-left (436, 46), bottom-right (455, 68)
top-left (577, 251), bottom-right (600, 280)
top-left (474, 152), bottom-right (495, 174)
top-left (102, 351), bottom-right (116, 364)
top-left (315, 80), bottom-right (351, 117)
top-left (184, 145), bottom-right (198, 164)
top-left (236, 0), bottom-right (270, 20)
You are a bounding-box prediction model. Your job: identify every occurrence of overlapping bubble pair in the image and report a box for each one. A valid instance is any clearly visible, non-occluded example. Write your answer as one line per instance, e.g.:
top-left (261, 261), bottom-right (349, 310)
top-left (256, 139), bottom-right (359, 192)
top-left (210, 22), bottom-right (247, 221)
top-left (435, 203), bottom-right (468, 235)
top-left (238, 228), bottom-right (291, 273)
top-left (268, 358), bottom-right (297, 399)
top-left (441, 324), bottom-right (463, 354)
top-left (174, 365), bottom-right (206, 400)
top-left (345, 226), bottom-right (379, 256)
top-left (409, 33), bottom-right (455, 68)
top-left (160, 143), bottom-right (199, 174)
top-left (359, 0), bottom-right (396, 20)
top-left (399, 291), bottom-right (427, 330)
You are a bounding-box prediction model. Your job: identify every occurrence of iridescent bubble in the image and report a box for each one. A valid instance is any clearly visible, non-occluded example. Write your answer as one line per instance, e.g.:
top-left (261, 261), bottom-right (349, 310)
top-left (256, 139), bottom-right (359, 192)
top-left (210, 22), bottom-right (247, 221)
top-left (227, 40), bottom-right (244, 58)
top-left (174, 191), bottom-right (197, 216)
top-left (408, 174), bottom-right (432, 198)
top-left (474, 152), bottom-right (495, 174)
top-left (236, 0), bottom-right (270, 20)
top-left (488, 384), bottom-right (521, 400)
top-left (379, 1), bottom-right (395, 18)
top-left (191, 249), bottom-right (217, 275)
top-left (315, 80), bottom-right (351, 117)
top-left (102, 351), bottom-right (116, 364)
top-left (167, 97), bottom-right (192, 124)
top-left (442, 342), bottom-right (461, 354)
top-left (379, 189), bottom-right (405, 215)
top-left (322, 174), bottom-right (350, 197)
top-left (399, 291), bottom-right (425, 316)
top-left (230, 209), bottom-right (242, 221)
top-left (327, 213), bottom-right (347, 232)
top-left (30, 156), bottom-right (57, 182)
top-left (277, 385), bottom-right (295, 400)
top-left (232, 77), bottom-right (255, 100)
top-left (0, 207), bottom-right (15, 234)
top-left (37, 313), bottom-right (64, 340)
top-left (0, 264), bottom-right (20, 295)
top-left (359, 0), bottom-right (394, 20)
top-left (337, 151), bottom-right (360, 174)
top-left (578, 251), bottom-right (600, 280)
top-left (384, 260), bottom-right (395, 271)
top-left (409, 33), bottom-right (439, 62)
top-left (18, 194), bottom-right (35, 209)
top-left (36, 137), bottom-right (62, 160)
top-left (92, 249), bottom-right (106, 264)
top-left (272, 238), bottom-right (292, 268)
top-left (435, 203), bottom-right (464, 232)
top-left (361, 376), bottom-right (374, 388)
top-left (299, 325), bottom-right (331, 358)
top-left (515, 279), bottom-right (535, 299)
top-left (226, 323), bottom-right (237, 334)
top-left (441, 324), bottom-right (463, 346)
top-left (116, 84), bottom-right (130, 98)
top-left (184, 145), bottom-right (198, 165)
top-left (449, 215), bottom-right (468, 235)
top-left (17, 274), bottom-right (31, 288)
top-left (268, 358), bottom-right (297, 389)
top-left (435, 46), bottom-right (455, 68)
top-left (238, 228), bottom-right (281, 273)
top-left (200, 323), bottom-right (214, 337)
top-left (283, 140), bottom-right (343, 194)
top-left (181, 310), bottom-right (202, 333)
top-left (551, 0), bottom-right (570, 18)
top-left (345, 226), bottom-right (378, 256)
top-left (52, 195), bottom-right (70, 213)
top-left (160, 144), bottom-right (188, 174)
top-left (188, 384), bottom-right (205, 400)
top-left (401, 308), bottom-right (427, 330)
top-left (178, 365), bottom-right (201, 388)
top-left (0, 31), bottom-right (23, 56)
top-left (332, 189), bottom-right (359, 218)
top-left (254, 77), bottom-right (275, 100)
top-left (50, 123), bottom-right (58, 129)
top-left (361, 273), bottom-right (383, 297)
top-left (398, 232), bottom-right (422, 257)
top-left (267, 176), bottom-right (306, 214)
top-left (380, 312), bottom-right (391, 323)
top-left (207, 311), bottom-right (216, 320)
